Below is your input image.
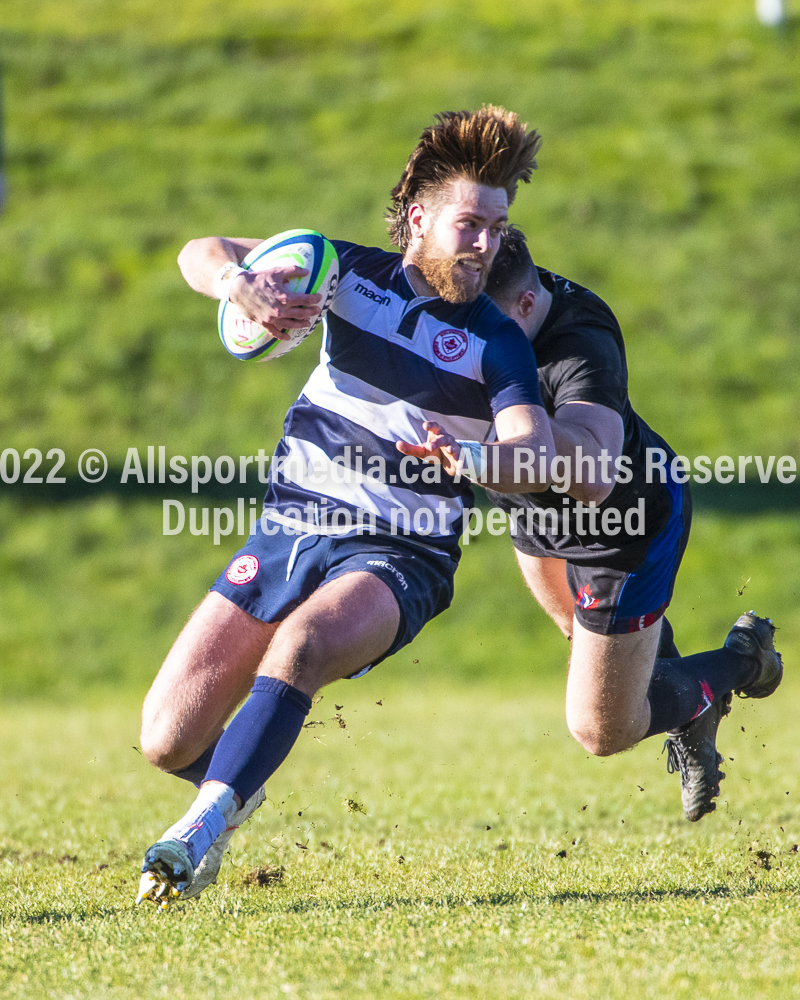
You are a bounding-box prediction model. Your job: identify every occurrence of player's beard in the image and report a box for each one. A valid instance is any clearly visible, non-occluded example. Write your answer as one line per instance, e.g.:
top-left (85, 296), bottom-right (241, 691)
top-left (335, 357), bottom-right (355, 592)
top-left (412, 234), bottom-right (489, 304)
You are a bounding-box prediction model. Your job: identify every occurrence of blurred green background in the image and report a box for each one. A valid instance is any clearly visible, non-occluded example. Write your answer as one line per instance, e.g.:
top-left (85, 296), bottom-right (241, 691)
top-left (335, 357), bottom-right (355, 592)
top-left (1, 0), bottom-right (798, 699)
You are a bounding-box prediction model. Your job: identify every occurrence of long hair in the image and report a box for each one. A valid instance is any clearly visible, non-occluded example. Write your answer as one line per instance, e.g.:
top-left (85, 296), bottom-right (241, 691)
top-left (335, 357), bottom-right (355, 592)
top-left (387, 106), bottom-right (542, 250)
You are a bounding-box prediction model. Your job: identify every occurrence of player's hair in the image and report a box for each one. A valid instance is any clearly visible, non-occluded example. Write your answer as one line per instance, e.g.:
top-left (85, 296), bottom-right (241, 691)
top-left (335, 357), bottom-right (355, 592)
top-left (484, 224), bottom-right (541, 306)
top-left (387, 106), bottom-right (542, 251)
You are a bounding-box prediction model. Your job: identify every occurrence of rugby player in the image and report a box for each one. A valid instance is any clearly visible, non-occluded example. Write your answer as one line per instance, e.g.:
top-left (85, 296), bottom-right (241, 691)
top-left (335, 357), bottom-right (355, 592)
top-left (404, 225), bottom-right (783, 822)
top-left (136, 107), bottom-right (559, 906)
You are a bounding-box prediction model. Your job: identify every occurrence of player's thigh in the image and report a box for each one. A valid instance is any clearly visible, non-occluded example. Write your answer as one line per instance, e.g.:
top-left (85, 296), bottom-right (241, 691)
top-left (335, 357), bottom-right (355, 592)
top-left (565, 616), bottom-right (661, 755)
top-left (141, 591), bottom-right (278, 763)
top-left (514, 550), bottom-right (574, 637)
top-left (262, 571), bottom-right (400, 695)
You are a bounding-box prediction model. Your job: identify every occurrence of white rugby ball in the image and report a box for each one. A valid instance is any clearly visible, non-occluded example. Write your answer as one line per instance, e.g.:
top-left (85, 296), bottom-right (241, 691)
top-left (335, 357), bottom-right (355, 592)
top-left (218, 229), bottom-right (338, 361)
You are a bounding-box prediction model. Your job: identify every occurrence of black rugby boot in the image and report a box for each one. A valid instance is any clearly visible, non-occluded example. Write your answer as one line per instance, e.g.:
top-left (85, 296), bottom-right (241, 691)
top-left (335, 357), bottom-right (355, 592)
top-left (727, 612), bottom-right (783, 699)
top-left (664, 692), bottom-right (732, 822)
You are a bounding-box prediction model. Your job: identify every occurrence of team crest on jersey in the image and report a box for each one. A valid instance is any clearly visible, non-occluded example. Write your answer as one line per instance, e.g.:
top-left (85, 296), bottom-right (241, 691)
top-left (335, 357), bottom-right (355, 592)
top-left (226, 554), bottom-right (259, 585)
top-left (575, 585), bottom-right (600, 610)
top-left (433, 329), bottom-right (468, 362)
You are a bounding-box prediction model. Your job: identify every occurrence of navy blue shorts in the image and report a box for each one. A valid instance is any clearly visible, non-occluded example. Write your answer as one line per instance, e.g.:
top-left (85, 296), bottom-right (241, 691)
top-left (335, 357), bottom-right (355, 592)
top-left (210, 520), bottom-right (458, 674)
top-left (569, 478), bottom-right (692, 634)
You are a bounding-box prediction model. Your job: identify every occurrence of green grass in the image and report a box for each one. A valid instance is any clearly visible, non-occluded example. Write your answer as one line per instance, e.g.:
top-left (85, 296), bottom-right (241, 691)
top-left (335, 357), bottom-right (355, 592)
top-left (1, 2), bottom-right (799, 994)
top-left (2, 681), bottom-right (799, 999)
top-left (1, 0), bottom-right (799, 463)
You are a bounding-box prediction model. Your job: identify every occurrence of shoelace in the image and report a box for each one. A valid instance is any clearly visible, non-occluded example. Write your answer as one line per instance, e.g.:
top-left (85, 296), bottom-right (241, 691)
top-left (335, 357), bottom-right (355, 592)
top-left (663, 738), bottom-right (690, 780)
top-left (663, 732), bottom-right (724, 785)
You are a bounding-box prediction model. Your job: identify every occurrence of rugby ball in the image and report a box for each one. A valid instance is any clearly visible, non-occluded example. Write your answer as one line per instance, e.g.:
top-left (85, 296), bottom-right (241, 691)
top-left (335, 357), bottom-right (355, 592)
top-left (218, 229), bottom-right (338, 361)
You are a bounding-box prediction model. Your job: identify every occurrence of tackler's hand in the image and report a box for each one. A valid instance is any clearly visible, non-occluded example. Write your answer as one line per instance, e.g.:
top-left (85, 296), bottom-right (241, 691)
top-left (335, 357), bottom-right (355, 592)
top-left (396, 421), bottom-right (461, 478)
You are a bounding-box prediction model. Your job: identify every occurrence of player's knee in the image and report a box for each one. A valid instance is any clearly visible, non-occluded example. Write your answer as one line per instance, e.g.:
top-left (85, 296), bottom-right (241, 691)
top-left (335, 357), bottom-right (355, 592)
top-left (139, 711), bottom-right (186, 771)
top-left (139, 730), bottom-right (172, 770)
top-left (567, 716), bottom-right (635, 757)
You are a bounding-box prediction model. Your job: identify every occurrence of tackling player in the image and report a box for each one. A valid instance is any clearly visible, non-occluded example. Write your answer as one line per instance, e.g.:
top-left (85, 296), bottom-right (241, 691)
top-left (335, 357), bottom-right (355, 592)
top-left (136, 107), bottom-right (558, 906)
top-left (407, 225), bottom-right (783, 822)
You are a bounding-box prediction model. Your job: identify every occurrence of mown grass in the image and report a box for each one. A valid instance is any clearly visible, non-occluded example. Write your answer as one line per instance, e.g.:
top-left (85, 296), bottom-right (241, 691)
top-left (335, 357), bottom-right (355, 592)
top-left (2, 680), bottom-right (799, 1000)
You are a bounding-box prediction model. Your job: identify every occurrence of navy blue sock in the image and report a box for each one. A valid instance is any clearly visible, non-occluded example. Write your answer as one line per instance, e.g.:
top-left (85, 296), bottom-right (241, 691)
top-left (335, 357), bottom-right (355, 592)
top-left (169, 736), bottom-right (221, 787)
top-left (204, 676), bottom-right (312, 802)
top-left (656, 617), bottom-right (680, 659)
top-left (645, 647), bottom-right (757, 738)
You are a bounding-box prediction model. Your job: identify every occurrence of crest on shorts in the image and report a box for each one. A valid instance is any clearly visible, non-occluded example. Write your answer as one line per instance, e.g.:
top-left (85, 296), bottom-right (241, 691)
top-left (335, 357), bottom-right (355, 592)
top-left (433, 329), bottom-right (468, 362)
top-left (226, 554), bottom-right (259, 585)
top-left (575, 585), bottom-right (599, 610)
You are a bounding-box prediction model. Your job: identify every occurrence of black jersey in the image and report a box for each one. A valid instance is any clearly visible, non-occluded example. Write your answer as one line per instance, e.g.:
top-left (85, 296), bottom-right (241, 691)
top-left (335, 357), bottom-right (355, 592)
top-left (486, 268), bottom-right (682, 571)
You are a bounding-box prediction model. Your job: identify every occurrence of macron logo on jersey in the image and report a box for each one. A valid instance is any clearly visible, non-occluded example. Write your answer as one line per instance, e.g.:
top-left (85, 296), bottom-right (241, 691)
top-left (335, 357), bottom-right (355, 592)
top-left (355, 282), bottom-right (391, 307)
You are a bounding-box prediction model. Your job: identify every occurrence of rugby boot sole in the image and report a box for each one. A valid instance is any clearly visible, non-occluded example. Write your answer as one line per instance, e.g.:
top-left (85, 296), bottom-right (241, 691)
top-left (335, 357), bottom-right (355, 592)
top-left (136, 840), bottom-right (193, 909)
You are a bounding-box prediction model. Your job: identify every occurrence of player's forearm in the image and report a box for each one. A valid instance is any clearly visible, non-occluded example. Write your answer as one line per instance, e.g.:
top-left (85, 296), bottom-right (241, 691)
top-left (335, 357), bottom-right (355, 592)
top-left (548, 417), bottom-right (616, 504)
top-left (484, 403), bottom-right (556, 494)
top-left (177, 238), bottom-right (256, 297)
top-left (396, 411), bottom-right (556, 494)
top-left (470, 436), bottom-right (556, 494)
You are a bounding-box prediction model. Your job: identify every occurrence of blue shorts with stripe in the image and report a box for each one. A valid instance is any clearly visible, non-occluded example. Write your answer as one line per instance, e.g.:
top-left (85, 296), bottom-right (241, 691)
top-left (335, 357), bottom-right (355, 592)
top-left (210, 519), bottom-right (458, 674)
top-left (568, 478), bottom-right (692, 634)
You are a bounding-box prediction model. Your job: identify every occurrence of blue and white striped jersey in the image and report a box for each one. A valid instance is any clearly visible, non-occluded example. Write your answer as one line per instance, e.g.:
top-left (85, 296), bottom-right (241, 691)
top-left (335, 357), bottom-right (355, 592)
top-left (263, 241), bottom-right (542, 553)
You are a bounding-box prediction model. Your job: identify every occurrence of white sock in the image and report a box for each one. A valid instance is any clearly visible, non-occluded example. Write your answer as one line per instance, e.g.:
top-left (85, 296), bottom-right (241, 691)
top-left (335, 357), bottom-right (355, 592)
top-left (159, 783), bottom-right (238, 868)
top-left (195, 782), bottom-right (239, 822)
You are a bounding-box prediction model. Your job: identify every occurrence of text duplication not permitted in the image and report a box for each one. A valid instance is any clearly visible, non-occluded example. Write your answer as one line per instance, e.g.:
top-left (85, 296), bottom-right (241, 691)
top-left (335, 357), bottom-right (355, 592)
top-left (162, 498), bottom-right (647, 545)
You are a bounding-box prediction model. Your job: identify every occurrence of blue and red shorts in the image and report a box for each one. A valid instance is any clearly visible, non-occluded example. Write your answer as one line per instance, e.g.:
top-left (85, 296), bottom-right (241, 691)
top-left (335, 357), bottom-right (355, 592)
top-left (566, 478), bottom-right (691, 634)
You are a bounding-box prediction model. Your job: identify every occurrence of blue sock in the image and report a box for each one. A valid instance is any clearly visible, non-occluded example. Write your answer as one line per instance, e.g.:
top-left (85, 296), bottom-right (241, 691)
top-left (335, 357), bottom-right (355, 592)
top-left (169, 736), bottom-right (221, 787)
top-left (204, 676), bottom-right (312, 802)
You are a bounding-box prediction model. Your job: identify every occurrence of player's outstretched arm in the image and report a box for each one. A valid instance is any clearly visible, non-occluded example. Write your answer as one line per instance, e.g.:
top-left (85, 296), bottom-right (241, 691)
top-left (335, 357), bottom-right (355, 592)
top-left (177, 237), bottom-right (261, 296)
top-left (396, 404), bottom-right (556, 494)
top-left (177, 236), bottom-right (323, 340)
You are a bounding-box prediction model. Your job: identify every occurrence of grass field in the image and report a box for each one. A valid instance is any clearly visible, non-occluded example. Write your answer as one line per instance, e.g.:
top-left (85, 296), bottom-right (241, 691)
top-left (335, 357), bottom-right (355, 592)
top-left (2, 0), bottom-right (800, 996)
top-left (2, 678), bottom-right (799, 1000)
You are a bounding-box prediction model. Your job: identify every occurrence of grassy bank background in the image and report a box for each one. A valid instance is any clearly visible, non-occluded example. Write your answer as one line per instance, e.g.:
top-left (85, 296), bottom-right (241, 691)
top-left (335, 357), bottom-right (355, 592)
top-left (2, 0), bottom-right (799, 466)
top-left (1, 495), bottom-right (799, 699)
top-left (1, 0), bottom-right (799, 698)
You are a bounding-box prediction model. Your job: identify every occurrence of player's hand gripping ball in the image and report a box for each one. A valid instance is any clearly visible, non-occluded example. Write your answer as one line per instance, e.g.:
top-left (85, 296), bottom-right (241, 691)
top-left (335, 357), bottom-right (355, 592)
top-left (218, 229), bottom-right (339, 361)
